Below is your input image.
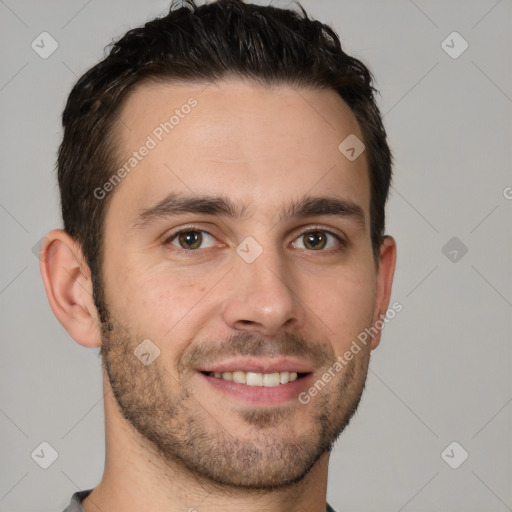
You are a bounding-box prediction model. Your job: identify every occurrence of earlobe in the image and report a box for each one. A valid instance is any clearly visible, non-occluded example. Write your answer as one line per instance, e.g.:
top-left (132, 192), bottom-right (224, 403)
top-left (39, 229), bottom-right (102, 348)
top-left (370, 235), bottom-right (397, 350)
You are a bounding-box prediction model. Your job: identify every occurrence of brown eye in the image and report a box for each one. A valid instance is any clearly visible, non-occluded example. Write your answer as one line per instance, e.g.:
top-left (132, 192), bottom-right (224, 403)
top-left (292, 230), bottom-right (343, 251)
top-left (304, 231), bottom-right (327, 250)
top-left (168, 230), bottom-right (216, 250)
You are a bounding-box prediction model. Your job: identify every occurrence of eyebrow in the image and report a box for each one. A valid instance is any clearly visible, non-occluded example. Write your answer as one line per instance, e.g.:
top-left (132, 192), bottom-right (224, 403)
top-left (131, 192), bottom-right (366, 229)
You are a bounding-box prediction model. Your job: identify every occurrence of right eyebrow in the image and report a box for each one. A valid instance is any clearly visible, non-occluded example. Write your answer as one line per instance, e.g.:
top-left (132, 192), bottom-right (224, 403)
top-left (131, 192), bottom-right (250, 230)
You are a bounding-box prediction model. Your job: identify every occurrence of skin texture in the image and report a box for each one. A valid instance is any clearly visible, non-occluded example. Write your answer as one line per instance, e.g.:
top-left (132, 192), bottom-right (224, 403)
top-left (41, 78), bottom-right (396, 512)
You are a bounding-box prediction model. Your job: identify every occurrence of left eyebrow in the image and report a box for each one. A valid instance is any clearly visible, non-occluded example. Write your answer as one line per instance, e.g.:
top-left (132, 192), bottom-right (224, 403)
top-left (283, 195), bottom-right (366, 227)
top-left (131, 192), bottom-right (366, 230)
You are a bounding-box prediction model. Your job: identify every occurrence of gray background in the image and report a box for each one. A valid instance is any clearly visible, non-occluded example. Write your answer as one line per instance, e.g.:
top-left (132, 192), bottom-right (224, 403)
top-left (0, 0), bottom-right (511, 511)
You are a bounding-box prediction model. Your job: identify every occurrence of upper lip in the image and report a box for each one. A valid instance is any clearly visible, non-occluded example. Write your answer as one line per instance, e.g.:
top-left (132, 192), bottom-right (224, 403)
top-left (197, 357), bottom-right (315, 374)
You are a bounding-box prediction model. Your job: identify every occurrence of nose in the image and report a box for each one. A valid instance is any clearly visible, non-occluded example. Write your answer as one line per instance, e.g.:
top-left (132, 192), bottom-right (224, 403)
top-left (222, 247), bottom-right (305, 338)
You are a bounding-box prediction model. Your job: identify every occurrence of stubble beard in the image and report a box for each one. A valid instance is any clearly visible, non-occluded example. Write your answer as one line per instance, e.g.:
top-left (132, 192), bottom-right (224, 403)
top-left (95, 287), bottom-right (370, 491)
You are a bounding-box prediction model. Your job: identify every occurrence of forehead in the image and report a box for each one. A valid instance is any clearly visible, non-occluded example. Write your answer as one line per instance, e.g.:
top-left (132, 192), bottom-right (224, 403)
top-left (107, 78), bottom-right (370, 226)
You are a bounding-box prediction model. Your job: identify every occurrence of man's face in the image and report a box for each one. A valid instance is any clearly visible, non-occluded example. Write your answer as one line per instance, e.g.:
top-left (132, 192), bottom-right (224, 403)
top-left (98, 78), bottom-right (385, 489)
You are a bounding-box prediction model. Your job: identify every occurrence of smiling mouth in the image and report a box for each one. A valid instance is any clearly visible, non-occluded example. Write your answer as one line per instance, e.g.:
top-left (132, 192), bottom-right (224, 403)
top-left (201, 370), bottom-right (310, 387)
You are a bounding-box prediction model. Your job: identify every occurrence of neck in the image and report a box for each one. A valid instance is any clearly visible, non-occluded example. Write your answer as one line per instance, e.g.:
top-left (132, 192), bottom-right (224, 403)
top-left (83, 377), bottom-right (331, 512)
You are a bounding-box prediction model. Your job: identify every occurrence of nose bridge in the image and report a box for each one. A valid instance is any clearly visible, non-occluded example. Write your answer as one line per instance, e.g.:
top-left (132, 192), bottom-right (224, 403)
top-left (222, 239), bottom-right (303, 335)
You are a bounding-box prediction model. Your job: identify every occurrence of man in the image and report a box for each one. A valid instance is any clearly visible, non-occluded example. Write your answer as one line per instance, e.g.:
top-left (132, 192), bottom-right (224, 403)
top-left (40, 0), bottom-right (396, 510)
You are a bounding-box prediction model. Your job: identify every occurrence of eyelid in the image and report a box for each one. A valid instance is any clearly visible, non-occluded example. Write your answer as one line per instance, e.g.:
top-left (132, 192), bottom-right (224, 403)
top-left (161, 223), bottom-right (218, 242)
top-left (291, 224), bottom-right (346, 240)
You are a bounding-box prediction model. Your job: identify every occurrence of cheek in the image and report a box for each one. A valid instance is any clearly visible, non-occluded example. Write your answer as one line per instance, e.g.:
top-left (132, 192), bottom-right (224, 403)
top-left (105, 261), bottom-right (214, 353)
top-left (301, 265), bottom-right (376, 352)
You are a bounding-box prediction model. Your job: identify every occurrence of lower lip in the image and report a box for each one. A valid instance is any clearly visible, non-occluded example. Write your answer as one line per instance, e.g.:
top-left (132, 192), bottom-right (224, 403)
top-left (198, 372), bottom-right (314, 406)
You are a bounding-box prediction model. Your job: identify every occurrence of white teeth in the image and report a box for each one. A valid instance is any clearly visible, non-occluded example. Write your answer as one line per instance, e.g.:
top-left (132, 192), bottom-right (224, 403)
top-left (246, 372), bottom-right (263, 386)
top-left (232, 371), bottom-right (246, 384)
top-left (209, 370), bottom-right (300, 387)
top-left (263, 372), bottom-right (280, 387)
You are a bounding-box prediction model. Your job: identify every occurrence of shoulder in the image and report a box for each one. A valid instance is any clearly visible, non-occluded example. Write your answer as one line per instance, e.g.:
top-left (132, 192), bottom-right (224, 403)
top-left (62, 489), bottom-right (93, 512)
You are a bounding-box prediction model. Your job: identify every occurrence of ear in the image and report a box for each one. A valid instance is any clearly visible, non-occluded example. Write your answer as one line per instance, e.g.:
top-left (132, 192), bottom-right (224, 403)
top-left (39, 229), bottom-right (102, 348)
top-left (370, 235), bottom-right (397, 350)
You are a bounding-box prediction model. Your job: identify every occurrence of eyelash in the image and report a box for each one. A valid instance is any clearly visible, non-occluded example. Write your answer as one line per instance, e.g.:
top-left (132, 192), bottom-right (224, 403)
top-left (162, 226), bottom-right (347, 256)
